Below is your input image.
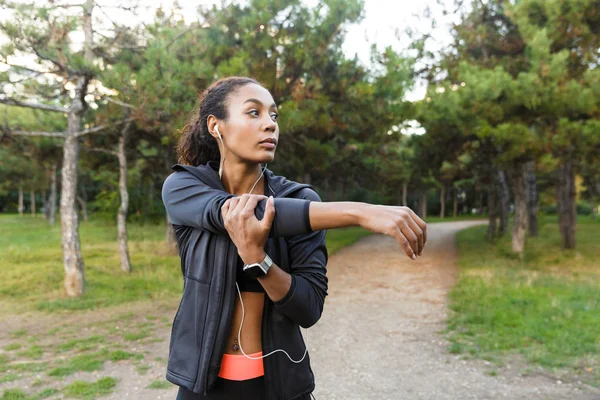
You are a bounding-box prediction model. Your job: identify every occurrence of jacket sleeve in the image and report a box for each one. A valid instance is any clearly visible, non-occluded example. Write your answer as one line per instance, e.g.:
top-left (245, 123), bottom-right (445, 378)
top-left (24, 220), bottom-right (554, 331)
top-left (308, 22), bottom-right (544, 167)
top-left (161, 170), bottom-right (313, 237)
top-left (273, 188), bottom-right (328, 328)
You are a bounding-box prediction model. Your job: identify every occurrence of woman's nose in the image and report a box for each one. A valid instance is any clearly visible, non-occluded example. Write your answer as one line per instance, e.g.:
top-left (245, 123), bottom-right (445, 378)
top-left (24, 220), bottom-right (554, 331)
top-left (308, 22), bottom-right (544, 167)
top-left (263, 117), bottom-right (277, 132)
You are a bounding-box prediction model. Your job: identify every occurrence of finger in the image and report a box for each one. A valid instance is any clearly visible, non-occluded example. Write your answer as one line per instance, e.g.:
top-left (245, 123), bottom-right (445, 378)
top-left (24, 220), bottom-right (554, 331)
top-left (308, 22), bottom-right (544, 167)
top-left (404, 216), bottom-right (424, 256)
top-left (261, 196), bottom-right (276, 228)
top-left (398, 221), bottom-right (418, 258)
top-left (233, 195), bottom-right (251, 215)
top-left (393, 225), bottom-right (416, 260)
top-left (241, 195), bottom-right (265, 218)
top-left (221, 198), bottom-right (232, 219)
top-left (228, 197), bottom-right (241, 218)
top-left (406, 207), bottom-right (427, 250)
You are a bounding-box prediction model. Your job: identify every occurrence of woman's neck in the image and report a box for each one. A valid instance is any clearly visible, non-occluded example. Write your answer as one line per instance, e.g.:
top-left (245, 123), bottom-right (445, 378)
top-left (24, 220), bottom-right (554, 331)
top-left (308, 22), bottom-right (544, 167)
top-left (220, 159), bottom-right (264, 196)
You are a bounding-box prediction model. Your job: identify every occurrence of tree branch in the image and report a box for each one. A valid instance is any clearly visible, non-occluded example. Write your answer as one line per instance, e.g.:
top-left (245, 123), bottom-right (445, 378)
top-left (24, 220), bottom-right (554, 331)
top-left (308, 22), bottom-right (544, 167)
top-left (85, 146), bottom-right (117, 156)
top-left (45, 3), bottom-right (85, 9)
top-left (0, 98), bottom-right (69, 113)
top-left (74, 117), bottom-right (135, 137)
top-left (0, 62), bottom-right (57, 76)
top-left (89, 92), bottom-right (136, 109)
top-left (10, 130), bottom-right (66, 138)
top-left (165, 2), bottom-right (235, 49)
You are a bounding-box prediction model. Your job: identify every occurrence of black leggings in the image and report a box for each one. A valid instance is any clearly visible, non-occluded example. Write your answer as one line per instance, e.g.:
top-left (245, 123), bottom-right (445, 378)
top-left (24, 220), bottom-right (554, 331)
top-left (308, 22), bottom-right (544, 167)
top-left (176, 377), bottom-right (265, 400)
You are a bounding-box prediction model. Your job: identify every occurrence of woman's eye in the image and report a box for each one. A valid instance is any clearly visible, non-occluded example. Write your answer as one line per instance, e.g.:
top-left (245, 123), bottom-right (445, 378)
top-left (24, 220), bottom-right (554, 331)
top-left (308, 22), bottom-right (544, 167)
top-left (270, 113), bottom-right (278, 121)
top-left (248, 110), bottom-right (259, 117)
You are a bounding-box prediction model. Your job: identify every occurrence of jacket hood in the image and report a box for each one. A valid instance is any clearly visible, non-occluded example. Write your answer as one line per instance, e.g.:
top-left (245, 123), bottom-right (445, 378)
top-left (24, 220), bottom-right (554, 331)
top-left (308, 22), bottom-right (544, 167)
top-left (171, 161), bottom-right (309, 197)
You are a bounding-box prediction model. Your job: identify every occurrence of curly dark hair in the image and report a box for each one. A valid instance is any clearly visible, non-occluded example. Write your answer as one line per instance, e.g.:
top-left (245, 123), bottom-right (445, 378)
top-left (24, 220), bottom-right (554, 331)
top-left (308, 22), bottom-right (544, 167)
top-left (177, 76), bottom-right (261, 166)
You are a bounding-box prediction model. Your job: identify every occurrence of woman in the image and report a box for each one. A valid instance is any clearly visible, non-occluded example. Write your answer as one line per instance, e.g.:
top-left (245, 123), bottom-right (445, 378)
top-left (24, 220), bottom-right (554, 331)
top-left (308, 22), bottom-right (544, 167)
top-left (162, 77), bottom-right (426, 400)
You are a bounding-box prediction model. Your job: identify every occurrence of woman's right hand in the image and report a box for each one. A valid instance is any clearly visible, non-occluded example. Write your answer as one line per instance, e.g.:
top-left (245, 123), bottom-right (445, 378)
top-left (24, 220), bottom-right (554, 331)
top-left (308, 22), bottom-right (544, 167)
top-left (356, 204), bottom-right (427, 260)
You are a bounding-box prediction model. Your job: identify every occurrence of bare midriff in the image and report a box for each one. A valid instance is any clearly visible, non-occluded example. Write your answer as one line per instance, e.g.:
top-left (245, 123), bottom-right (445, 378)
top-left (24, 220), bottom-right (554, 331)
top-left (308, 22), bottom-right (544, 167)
top-left (224, 291), bottom-right (265, 355)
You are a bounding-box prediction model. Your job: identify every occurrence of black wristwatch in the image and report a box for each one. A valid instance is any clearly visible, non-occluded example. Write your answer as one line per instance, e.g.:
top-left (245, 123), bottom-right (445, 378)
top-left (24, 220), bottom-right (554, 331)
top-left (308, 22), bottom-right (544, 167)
top-left (243, 253), bottom-right (273, 279)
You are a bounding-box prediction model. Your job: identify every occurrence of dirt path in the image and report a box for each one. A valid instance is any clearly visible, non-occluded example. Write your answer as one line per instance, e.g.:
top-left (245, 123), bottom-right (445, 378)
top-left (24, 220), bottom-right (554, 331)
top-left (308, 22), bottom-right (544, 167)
top-left (308, 221), bottom-right (599, 400)
top-left (2, 221), bottom-right (599, 399)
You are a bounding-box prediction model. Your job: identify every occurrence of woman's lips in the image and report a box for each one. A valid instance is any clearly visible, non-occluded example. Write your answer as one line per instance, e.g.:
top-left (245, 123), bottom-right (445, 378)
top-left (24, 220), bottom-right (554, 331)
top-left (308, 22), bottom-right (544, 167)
top-left (259, 142), bottom-right (276, 149)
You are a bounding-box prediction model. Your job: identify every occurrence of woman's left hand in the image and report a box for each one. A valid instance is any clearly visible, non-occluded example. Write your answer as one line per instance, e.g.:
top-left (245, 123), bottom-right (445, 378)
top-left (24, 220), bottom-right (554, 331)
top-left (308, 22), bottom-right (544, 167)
top-left (221, 194), bottom-right (276, 264)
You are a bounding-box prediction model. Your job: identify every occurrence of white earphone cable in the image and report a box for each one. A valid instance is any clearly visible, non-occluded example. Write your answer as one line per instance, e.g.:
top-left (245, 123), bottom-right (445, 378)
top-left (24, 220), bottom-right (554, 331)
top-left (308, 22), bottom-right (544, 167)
top-left (235, 281), bottom-right (308, 363)
top-left (217, 124), bottom-right (308, 364)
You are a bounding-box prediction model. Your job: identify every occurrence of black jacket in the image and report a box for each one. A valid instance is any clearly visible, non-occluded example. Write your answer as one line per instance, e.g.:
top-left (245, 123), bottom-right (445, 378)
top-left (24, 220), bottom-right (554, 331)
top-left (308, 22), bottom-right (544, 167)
top-left (161, 161), bottom-right (328, 399)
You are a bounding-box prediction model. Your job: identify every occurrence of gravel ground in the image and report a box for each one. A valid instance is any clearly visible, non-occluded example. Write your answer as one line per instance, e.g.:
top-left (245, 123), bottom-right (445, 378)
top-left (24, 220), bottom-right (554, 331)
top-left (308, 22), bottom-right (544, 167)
top-left (3, 220), bottom-right (598, 400)
top-left (308, 221), bottom-right (599, 400)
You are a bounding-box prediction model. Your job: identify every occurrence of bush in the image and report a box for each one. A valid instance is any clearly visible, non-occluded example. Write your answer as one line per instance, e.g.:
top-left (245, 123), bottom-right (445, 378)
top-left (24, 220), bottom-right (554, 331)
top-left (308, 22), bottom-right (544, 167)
top-left (540, 202), bottom-right (593, 215)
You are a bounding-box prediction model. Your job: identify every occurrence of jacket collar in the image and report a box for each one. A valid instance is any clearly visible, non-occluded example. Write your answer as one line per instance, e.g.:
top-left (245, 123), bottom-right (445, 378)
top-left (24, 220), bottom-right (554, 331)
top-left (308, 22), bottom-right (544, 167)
top-left (171, 161), bottom-right (309, 197)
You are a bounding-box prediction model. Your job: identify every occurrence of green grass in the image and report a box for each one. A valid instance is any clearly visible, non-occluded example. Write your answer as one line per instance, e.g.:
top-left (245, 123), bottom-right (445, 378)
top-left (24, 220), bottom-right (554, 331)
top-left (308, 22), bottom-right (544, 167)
top-left (146, 379), bottom-right (171, 389)
top-left (34, 388), bottom-right (58, 399)
top-left (0, 388), bottom-right (58, 400)
top-left (0, 215), bottom-right (371, 312)
top-left (123, 329), bottom-right (150, 341)
top-left (0, 373), bottom-right (19, 384)
top-left (62, 377), bottom-right (117, 399)
top-left (46, 349), bottom-right (139, 377)
top-left (325, 227), bottom-right (372, 255)
top-left (56, 335), bottom-right (106, 352)
top-left (16, 345), bottom-right (43, 359)
top-left (448, 215), bottom-right (600, 384)
top-left (0, 389), bottom-right (32, 400)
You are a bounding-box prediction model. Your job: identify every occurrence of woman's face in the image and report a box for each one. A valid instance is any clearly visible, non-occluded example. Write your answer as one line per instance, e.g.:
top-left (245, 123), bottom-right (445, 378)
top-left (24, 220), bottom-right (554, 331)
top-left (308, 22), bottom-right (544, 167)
top-left (216, 83), bottom-right (279, 165)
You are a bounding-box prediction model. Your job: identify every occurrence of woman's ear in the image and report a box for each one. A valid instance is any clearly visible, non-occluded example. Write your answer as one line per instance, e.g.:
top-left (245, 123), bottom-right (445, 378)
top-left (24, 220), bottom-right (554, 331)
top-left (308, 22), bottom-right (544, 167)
top-left (207, 115), bottom-right (219, 140)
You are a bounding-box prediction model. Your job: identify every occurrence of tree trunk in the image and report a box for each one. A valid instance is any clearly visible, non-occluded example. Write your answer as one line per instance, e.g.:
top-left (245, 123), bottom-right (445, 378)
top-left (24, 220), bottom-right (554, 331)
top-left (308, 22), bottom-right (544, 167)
top-left (439, 185), bottom-right (446, 219)
top-left (526, 161), bottom-right (538, 237)
top-left (49, 164), bottom-right (58, 225)
top-left (164, 148), bottom-right (178, 250)
top-left (18, 185), bottom-right (24, 216)
top-left (76, 196), bottom-right (88, 222)
top-left (557, 158), bottom-right (577, 249)
top-left (511, 164), bottom-right (528, 256)
top-left (453, 187), bottom-right (458, 217)
top-left (43, 191), bottom-right (49, 220)
top-left (61, 0), bottom-right (94, 297)
top-left (475, 183), bottom-right (483, 215)
top-left (166, 213), bottom-right (177, 249)
top-left (117, 122), bottom-right (132, 273)
top-left (303, 172), bottom-right (312, 185)
top-left (497, 170), bottom-right (509, 237)
top-left (487, 183), bottom-right (497, 241)
top-left (30, 190), bottom-right (35, 216)
top-left (61, 131), bottom-right (85, 297)
top-left (402, 181), bottom-right (408, 206)
top-left (418, 191), bottom-right (427, 219)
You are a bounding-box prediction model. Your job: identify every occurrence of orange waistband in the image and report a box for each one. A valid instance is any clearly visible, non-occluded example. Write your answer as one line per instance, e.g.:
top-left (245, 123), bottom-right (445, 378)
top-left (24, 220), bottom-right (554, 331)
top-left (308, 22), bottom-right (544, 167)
top-left (218, 351), bottom-right (264, 381)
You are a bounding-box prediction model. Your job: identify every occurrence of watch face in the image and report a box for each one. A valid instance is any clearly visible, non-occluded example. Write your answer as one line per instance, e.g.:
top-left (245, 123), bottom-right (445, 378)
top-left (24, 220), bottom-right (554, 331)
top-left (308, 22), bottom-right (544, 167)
top-left (243, 264), bottom-right (267, 278)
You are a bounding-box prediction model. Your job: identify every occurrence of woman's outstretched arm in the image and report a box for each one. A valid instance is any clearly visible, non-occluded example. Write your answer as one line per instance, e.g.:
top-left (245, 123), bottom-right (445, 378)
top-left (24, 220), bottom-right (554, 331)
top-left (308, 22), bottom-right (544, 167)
top-left (308, 202), bottom-right (427, 259)
top-left (222, 195), bottom-right (427, 262)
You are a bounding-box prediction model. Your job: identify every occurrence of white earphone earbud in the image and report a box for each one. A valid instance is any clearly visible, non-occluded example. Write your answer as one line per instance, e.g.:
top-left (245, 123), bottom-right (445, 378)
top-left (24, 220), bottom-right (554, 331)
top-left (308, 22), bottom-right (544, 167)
top-left (215, 125), bottom-right (225, 179)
